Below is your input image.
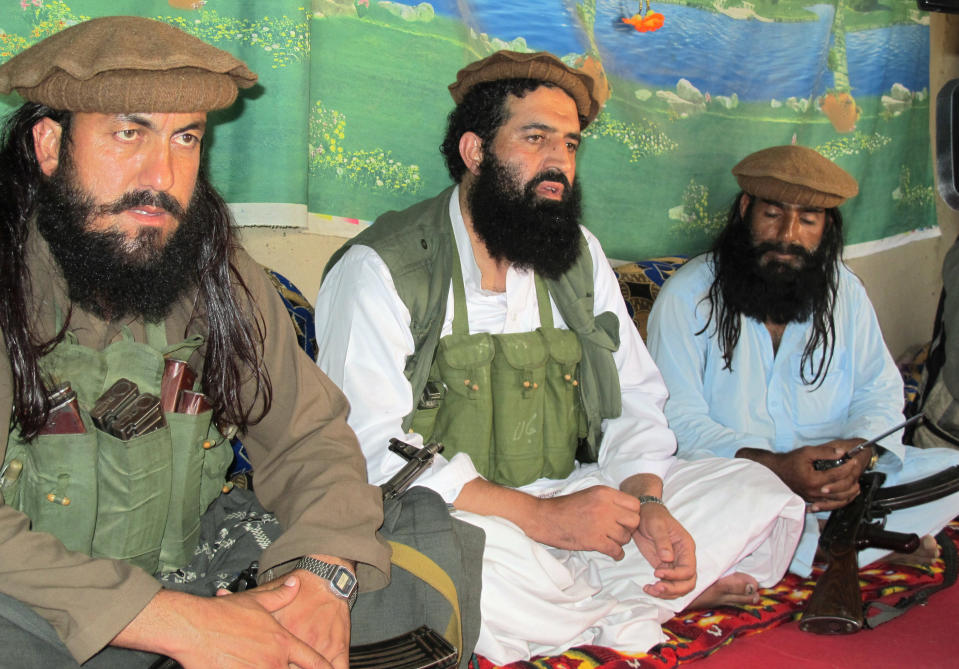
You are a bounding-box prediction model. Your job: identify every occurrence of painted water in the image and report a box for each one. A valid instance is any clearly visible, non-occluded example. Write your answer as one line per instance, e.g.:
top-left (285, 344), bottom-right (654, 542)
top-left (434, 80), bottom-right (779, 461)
top-left (397, 1), bottom-right (929, 101)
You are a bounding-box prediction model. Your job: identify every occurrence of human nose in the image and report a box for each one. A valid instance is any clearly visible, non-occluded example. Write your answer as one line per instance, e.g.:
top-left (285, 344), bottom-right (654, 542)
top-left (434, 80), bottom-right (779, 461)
top-left (545, 138), bottom-right (576, 178)
top-left (138, 142), bottom-right (175, 193)
top-left (780, 210), bottom-right (802, 244)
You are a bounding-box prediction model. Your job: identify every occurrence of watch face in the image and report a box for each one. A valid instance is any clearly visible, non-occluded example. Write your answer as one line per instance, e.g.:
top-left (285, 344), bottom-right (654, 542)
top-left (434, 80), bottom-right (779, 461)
top-left (331, 566), bottom-right (357, 597)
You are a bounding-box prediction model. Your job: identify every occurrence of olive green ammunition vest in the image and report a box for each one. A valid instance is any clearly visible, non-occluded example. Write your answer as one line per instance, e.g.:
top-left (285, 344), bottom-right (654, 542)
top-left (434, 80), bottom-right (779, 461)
top-left (409, 238), bottom-right (587, 486)
top-left (1, 319), bottom-right (232, 575)
top-left (324, 188), bottom-right (623, 473)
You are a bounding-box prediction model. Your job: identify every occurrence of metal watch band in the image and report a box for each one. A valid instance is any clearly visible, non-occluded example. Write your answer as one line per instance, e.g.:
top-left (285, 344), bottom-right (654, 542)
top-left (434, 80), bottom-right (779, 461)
top-left (638, 495), bottom-right (665, 507)
top-left (294, 556), bottom-right (358, 610)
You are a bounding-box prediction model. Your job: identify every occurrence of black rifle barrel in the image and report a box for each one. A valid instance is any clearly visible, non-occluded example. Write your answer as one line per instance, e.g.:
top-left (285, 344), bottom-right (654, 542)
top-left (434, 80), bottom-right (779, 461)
top-left (871, 465), bottom-right (959, 514)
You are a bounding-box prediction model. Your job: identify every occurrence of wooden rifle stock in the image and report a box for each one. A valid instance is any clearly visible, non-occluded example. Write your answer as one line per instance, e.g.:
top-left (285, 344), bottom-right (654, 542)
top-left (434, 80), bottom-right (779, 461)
top-left (800, 542), bottom-right (864, 634)
top-left (799, 472), bottom-right (888, 635)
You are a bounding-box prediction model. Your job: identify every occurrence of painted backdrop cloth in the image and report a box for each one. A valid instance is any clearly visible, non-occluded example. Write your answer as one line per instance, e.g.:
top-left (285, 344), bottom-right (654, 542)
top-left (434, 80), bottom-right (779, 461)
top-left (314, 189), bottom-right (805, 663)
top-left (0, 1), bottom-right (937, 258)
top-left (646, 253), bottom-right (959, 576)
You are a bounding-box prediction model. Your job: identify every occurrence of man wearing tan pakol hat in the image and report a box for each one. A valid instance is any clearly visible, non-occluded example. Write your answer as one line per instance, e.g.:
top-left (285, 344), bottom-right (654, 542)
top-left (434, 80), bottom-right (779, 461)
top-left (648, 145), bottom-right (959, 579)
top-left (314, 52), bottom-right (805, 663)
top-left (0, 15), bottom-right (402, 668)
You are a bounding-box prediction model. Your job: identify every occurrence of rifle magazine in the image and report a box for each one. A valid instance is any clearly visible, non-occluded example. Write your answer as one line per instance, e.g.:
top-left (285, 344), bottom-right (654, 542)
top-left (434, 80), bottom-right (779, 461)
top-left (350, 625), bottom-right (457, 669)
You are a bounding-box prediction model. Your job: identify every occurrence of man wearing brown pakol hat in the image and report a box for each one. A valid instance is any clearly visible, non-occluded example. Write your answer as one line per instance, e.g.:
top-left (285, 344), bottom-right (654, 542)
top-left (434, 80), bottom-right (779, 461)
top-left (648, 144), bottom-right (959, 577)
top-left (315, 52), bottom-right (804, 662)
top-left (0, 15), bottom-right (397, 668)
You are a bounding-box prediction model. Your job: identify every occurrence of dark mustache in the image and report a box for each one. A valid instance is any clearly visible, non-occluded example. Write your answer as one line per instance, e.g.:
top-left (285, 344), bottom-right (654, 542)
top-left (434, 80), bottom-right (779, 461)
top-left (754, 241), bottom-right (813, 261)
top-left (527, 170), bottom-right (572, 192)
top-left (96, 190), bottom-right (185, 219)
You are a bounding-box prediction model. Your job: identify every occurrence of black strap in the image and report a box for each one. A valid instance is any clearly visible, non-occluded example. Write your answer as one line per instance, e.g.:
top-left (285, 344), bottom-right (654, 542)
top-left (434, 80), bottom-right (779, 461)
top-left (907, 288), bottom-right (947, 441)
top-left (864, 529), bottom-right (958, 629)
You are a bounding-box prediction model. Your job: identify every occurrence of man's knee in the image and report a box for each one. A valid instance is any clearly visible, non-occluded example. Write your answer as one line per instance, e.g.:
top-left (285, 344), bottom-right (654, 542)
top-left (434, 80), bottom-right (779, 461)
top-left (0, 593), bottom-right (77, 668)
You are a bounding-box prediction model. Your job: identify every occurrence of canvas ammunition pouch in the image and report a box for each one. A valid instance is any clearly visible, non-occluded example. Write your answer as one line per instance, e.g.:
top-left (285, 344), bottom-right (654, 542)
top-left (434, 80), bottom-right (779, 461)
top-left (351, 486), bottom-right (484, 669)
top-left (323, 188), bottom-right (623, 467)
top-left (1, 320), bottom-right (232, 575)
top-left (411, 240), bottom-right (586, 487)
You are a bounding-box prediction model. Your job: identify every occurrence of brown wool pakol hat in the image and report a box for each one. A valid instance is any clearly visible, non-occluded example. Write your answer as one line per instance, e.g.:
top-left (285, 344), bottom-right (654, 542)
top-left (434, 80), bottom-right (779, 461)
top-left (448, 50), bottom-right (610, 127)
top-left (732, 145), bottom-right (859, 209)
top-left (0, 15), bottom-right (257, 113)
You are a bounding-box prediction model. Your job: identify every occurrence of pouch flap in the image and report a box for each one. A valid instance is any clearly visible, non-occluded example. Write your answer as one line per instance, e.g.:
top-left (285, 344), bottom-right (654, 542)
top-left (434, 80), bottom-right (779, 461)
top-left (493, 332), bottom-right (549, 370)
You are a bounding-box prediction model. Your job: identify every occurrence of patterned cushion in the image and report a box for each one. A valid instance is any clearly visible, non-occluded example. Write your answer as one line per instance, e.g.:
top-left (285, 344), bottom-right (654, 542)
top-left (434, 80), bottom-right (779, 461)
top-left (266, 268), bottom-right (319, 362)
top-left (614, 256), bottom-right (688, 341)
top-left (900, 342), bottom-right (930, 416)
top-left (229, 269), bottom-right (318, 479)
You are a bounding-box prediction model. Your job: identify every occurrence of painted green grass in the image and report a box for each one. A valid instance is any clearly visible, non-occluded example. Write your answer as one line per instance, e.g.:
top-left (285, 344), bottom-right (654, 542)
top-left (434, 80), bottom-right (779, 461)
top-left (309, 11), bottom-right (933, 260)
top-left (0, 1), bottom-right (932, 260)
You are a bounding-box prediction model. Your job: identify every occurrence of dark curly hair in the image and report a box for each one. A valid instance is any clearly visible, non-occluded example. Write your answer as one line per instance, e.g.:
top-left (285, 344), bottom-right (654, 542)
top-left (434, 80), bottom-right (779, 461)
top-left (440, 78), bottom-right (585, 182)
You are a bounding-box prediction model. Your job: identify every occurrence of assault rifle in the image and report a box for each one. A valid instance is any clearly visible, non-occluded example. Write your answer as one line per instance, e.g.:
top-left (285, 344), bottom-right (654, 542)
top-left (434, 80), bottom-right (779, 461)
top-left (381, 439), bottom-right (444, 501)
top-left (800, 465), bottom-right (959, 634)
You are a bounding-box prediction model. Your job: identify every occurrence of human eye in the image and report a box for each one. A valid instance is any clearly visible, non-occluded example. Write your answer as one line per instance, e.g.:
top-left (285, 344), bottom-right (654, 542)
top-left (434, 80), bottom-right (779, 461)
top-left (114, 127), bottom-right (139, 141)
top-left (175, 132), bottom-right (202, 148)
top-left (566, 140), bottom-right (579, 153)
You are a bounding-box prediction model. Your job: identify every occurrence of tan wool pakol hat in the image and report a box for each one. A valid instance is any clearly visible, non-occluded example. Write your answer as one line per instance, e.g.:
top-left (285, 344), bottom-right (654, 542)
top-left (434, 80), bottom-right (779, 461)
top-left (0, 15), bottom-right (257, 113)
top-left (732, 145), bottom-right (859, 209)
top-left (448, 50), bottom-right (610, 127)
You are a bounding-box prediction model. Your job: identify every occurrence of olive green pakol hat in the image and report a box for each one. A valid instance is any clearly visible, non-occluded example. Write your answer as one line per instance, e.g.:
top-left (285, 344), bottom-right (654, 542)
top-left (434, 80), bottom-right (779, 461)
top-left (0, 15), bottom-right (257, 113)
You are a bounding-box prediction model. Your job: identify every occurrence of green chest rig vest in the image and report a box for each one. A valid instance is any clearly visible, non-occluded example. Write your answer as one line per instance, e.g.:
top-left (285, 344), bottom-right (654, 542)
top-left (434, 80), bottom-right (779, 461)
top-left (324, 188), bottom-right (625, 472)
top-left (1, 315), bottom-right (233, 575)
top-left (410, 238), bottom-right (588, 488)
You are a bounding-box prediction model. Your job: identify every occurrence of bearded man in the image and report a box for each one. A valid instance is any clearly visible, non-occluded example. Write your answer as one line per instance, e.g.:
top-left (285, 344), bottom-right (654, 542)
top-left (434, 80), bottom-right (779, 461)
top-left (0, 16), bottom-right (393, 668)
top-left (647, 145), bottom-right (959, 578)
top-left (314, 51), bottom-right (805, 663)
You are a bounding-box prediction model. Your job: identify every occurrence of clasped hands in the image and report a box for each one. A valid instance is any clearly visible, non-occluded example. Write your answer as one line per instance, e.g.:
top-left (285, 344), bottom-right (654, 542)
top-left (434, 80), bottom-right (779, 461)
top-left (534, 482), bottom-right (697, 600)
top-left (116, 556), bottom-right (351, 669)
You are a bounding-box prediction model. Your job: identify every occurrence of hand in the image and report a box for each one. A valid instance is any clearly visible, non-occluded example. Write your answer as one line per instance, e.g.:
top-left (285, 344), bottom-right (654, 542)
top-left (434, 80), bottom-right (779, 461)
top-left (740, 441), bottom-right (869, 512)
top-left (532, 486), bottom-right (641, 559)
top-left (631, 502), bottom-right (697, 599)
top-left (114, 577), bottom-right (332, 668)
top-left (252, 557), bottom-right (352, 669)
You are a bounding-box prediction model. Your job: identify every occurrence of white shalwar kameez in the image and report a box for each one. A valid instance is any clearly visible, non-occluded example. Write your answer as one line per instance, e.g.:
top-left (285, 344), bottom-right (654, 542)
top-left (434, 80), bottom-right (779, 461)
top-left (315, 188), bottom-right (805, 664)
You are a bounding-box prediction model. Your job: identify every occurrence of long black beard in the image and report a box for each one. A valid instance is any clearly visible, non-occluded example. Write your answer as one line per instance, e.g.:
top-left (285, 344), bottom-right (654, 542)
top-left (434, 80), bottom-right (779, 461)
top-left (35, 160), bottom-right (207, 322)
top-left (719, 227), bottom-right (833, 325)
top-left (466, 152), bottom-right (583, 280)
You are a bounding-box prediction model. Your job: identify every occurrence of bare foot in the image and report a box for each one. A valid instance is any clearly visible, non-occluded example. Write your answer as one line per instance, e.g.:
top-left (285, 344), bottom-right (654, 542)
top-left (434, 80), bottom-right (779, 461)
top-left (886, 534), bottom-right (940, 566)
top-left (684, 572), bottom-right (760, 611)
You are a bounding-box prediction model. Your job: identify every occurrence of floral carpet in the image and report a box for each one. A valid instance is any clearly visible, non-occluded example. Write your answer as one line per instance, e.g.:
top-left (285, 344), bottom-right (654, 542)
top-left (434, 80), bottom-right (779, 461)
top-left (470, 523), bottom-right (959, 669)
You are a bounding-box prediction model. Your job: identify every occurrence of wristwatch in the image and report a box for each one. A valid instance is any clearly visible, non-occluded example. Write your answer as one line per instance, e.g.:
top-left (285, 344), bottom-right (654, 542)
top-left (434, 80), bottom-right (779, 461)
top-left (866, 446), bottom-right (880, 471)
top-left (294, 556), bottom-right (358, 610)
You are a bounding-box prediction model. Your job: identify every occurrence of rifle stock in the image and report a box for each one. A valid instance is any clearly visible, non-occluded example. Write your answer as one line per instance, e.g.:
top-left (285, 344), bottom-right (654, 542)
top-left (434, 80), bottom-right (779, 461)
top-left (799, 471), bottom-right (886, 635)
top-left (799, 543), bottom-right (863, 634)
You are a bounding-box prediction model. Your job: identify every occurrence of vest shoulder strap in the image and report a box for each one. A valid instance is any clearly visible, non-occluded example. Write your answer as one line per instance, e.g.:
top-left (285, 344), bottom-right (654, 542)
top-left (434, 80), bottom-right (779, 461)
top-left (323, 189), bottom-right (456, 430)
top-left (546, 235), bottom-right (623, 460)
